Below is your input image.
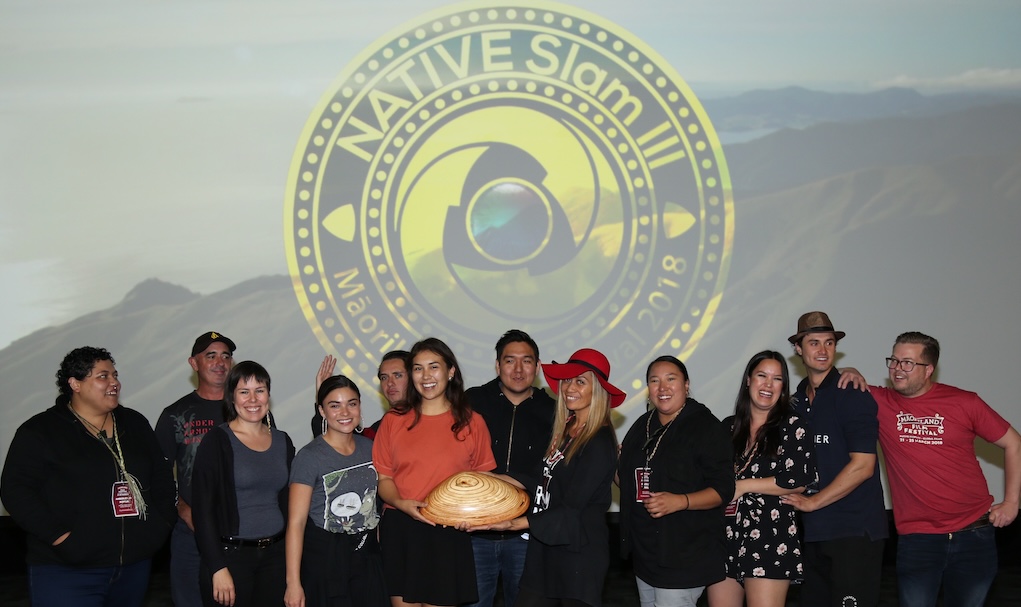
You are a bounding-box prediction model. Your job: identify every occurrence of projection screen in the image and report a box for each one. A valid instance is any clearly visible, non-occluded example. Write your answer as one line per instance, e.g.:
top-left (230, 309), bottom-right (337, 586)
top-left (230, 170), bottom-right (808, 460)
top-left (2, 0), bottom-right (1020, 513)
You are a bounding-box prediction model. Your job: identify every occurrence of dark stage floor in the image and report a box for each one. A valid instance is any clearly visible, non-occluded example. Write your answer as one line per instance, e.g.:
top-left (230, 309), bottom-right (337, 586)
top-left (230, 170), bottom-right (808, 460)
top-left (3, 561), bottom-right (1021, 606)
top-left (3, 518), bottom-right (1021, 606)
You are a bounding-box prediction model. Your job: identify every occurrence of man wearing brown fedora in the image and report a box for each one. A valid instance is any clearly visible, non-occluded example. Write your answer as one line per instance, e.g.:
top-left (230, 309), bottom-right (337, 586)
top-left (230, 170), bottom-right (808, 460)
top-left (154, 331), bottom-right (237, 607)
top-left (780, 312), bottom-right (887, 607)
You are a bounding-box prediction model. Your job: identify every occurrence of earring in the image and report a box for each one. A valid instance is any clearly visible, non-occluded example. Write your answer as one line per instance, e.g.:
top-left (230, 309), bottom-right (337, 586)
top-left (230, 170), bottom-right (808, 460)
top-left (321, 417), bottom-right (328, 436)
top-left (356, 423), bottom-right (364, 434)
top-left (265, 410), bottom-right (273, 430)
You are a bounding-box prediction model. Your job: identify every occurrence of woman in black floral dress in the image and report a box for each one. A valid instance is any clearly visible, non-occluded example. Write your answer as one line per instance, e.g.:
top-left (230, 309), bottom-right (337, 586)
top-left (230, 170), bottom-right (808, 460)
top-left (707, 351), bottom-right (814, 607)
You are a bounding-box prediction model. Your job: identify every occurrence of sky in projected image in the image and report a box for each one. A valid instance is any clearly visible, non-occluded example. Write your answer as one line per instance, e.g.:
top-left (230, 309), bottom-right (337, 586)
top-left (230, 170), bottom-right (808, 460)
top-left (1, 0), bottom-right (1019, 349)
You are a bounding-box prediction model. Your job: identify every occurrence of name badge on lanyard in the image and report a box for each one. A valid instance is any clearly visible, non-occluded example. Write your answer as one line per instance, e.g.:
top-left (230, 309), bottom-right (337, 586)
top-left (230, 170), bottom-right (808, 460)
top-left (112, 481), bottom-right (139, 517)
top-left (635, 467), bottom-right (652, 502)
top-left (724, 499), bottom-right (738, 517)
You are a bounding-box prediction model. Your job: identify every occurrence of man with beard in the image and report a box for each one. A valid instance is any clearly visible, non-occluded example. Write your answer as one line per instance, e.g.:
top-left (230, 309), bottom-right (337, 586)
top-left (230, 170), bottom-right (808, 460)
top-left (155, 331), bottom-right (236, 607)
top-left (870, 331), bottom-right (1019, 607)
top-left (466, 330), bottom-right (555, 607)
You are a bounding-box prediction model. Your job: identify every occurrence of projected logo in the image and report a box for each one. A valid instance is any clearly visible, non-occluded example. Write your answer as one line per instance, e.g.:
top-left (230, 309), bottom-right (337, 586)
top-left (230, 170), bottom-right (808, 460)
top-left (284, 2), bottom-right (733, 408)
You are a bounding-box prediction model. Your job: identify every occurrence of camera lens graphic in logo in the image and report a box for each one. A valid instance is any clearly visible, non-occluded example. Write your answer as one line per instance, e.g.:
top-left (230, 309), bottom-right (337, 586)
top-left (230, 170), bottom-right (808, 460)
top-left (284, 2), bottom-right (734, 410)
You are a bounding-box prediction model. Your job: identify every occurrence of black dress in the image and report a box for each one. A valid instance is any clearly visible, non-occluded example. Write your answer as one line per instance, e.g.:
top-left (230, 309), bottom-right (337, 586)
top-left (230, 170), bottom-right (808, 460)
top-left (723, 414), bottom-right (814, 581)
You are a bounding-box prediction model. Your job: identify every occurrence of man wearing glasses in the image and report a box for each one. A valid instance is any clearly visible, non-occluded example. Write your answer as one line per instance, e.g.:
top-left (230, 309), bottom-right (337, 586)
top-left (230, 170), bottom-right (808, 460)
top-left (871, 331), bottom-right (1020, 607)
top-left (781, 311), bottom-right (888, 607)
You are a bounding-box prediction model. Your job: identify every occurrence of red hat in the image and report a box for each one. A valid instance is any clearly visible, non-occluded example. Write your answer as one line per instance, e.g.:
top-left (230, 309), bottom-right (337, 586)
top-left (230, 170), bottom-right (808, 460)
top-left (542, 348), bottom-right (627, 408)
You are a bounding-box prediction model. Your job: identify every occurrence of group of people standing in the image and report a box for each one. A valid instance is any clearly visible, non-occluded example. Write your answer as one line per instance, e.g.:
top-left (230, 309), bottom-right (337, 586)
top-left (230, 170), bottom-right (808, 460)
top-left (2, 310), bottom-right (1018, 607)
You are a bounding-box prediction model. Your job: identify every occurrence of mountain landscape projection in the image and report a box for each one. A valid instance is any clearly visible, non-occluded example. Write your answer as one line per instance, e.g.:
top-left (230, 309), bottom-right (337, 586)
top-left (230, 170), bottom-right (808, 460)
top-left (2, 88), bottom-right (1019, 514)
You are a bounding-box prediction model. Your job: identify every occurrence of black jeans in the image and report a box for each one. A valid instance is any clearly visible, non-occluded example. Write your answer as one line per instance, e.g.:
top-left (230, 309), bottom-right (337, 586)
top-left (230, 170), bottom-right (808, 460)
top-left (800, 536), bottom-right (885, 607)
top-left (200, 540), bottom-right (285, 607)
top-left (515, 587), bottom-right (592, 607)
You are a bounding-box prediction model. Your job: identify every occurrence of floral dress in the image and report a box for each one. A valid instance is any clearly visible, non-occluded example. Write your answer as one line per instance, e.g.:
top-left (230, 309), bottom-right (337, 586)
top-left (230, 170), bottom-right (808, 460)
top-left (723, 414), bottom-right (813, 581)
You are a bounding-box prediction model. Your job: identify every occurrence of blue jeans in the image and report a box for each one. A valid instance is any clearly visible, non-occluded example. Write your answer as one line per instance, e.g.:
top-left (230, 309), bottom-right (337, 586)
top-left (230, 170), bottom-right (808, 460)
top-left (896, 525), bottom-right (997, 607)
top-left (170, 519), bottom-right (204, 607)
top-left (28, 559), bottom-right (151, 607)
top-left (467, 534), bottom-right (528, 607)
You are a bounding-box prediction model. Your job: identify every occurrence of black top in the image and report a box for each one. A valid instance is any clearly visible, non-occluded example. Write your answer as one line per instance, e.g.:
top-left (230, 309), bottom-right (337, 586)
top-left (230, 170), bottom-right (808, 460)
top-left (520, 425), bottom-right (617, 607)
top-left (466, 378), bottom-right (556, 492)
top-left (191, 424), bottom-right (294, 574)
top-left (1, 403), bottom-right (176, 567)
top-left (154, 391), bottom-right (226, 506)
top-left (618, 399), bottom-right (735, 588)
top-left (792, 368), bottom-right (887, 542)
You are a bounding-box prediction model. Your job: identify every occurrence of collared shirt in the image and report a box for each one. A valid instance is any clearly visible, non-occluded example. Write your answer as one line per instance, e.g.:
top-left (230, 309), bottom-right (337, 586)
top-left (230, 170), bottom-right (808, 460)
top-left (792, 368), bottom-right (887, 542)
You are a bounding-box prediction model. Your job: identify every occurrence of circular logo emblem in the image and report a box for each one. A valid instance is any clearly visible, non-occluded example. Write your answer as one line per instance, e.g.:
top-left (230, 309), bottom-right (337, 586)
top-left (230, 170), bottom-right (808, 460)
top-left (285, 1), bottom-right (733, 410)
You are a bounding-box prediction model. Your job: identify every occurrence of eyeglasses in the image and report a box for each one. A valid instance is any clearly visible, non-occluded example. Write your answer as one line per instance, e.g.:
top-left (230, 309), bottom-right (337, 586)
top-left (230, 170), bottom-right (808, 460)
top-left (885, 357), bottom-right (931, 372)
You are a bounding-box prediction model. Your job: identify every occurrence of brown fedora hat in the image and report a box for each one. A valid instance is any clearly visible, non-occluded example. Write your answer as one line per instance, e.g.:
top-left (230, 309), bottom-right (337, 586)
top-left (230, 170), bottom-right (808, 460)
top-left (788, 311), bottom-right (846, 344)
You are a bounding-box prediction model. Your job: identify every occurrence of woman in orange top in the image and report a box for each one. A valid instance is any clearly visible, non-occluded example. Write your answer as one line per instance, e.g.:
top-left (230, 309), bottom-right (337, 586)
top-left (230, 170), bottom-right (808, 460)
top-left (371, 337), bottom-right (496, 607)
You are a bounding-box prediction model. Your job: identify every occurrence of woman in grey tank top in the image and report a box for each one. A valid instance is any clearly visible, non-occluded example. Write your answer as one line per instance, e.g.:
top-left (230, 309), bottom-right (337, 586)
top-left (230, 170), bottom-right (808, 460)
top-left (192, 361), bottom-right (295, 607)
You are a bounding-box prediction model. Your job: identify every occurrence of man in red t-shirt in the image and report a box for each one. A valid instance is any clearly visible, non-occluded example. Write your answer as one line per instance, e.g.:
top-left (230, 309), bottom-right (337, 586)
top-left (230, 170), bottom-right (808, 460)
top-left (872, 331), bottom-right (1020, 607)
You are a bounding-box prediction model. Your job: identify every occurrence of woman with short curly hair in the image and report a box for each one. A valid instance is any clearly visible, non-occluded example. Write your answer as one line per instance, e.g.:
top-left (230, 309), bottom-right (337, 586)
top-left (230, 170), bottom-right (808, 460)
top-left (1, 346), bottom-right (176, 607)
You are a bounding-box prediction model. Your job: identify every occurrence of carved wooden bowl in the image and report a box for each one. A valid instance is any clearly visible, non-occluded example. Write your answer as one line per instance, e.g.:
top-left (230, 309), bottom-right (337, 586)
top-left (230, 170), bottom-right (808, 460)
top-left (420, 471), bottom-right (530, 527)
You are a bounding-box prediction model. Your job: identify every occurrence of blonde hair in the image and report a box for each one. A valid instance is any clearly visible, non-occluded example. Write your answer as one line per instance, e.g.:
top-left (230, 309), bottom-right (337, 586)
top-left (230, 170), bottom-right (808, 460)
top-left (546, 371), bottom-right (615, 463)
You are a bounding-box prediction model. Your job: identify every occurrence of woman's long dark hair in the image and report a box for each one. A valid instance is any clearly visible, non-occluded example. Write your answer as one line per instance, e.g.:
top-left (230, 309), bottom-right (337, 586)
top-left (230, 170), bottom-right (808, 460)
top-left (731, 350), bottom-right (792, 459)
top-left (394, 337), bottom-right (472, 438)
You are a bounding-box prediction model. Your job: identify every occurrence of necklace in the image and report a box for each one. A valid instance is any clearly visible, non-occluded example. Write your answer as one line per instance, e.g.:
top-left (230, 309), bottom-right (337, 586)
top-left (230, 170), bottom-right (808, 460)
top-left (70, 407), bottom-right (110, 439)
top-left (643, 410), bottom-right (679, 465)
top-left (549, 415), bottom-right (583, 458)
top-left (734, 442), bottom-right (759, 478)
top-left (67, 404), bottom-right (148, 519)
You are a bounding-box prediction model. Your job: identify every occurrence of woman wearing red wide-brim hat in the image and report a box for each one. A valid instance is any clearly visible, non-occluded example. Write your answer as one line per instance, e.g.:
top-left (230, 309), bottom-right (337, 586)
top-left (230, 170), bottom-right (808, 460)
top-left (467, 348), bottom-right (623, 607)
